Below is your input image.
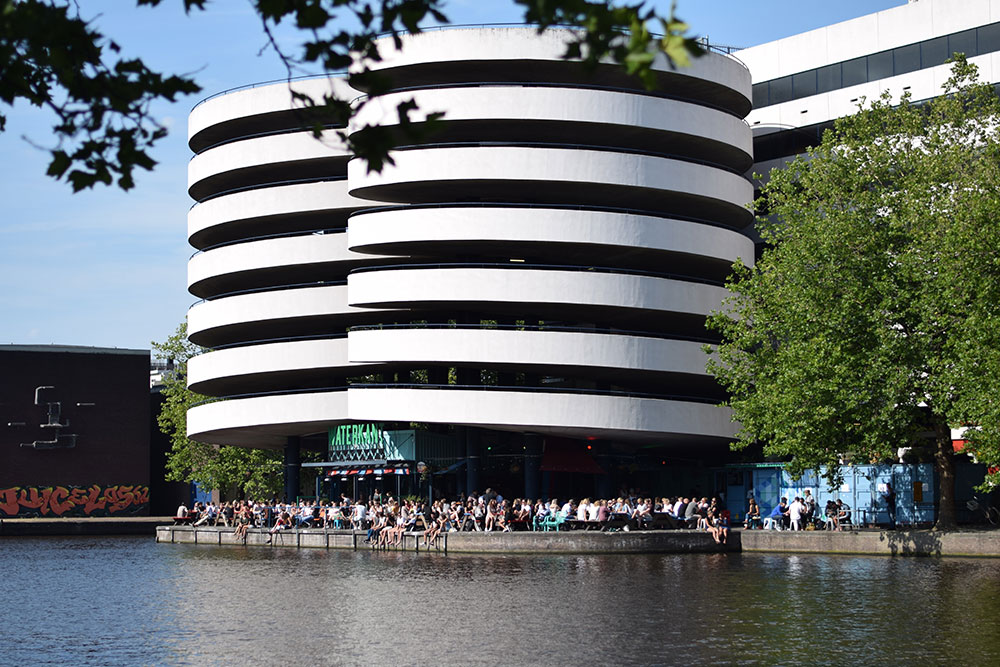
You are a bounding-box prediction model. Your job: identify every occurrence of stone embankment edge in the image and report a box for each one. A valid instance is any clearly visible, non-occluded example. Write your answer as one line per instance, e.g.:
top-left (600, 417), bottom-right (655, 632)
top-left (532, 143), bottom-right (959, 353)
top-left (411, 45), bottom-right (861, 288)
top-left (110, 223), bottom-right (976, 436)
top-left (739, 528), bottom-right (1000, 558)
top-left (1, 517), bottom-right (170, 536)
top-left (154, 525), bottom-right (1000, 557)
top-left (156, 525), bottom-right (732, 554)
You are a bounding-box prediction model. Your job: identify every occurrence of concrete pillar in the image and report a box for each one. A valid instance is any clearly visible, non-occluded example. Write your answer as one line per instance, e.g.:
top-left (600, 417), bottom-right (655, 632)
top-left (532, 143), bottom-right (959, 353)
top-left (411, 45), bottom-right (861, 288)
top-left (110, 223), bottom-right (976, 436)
top-left (524, 434), bottom-right (542, 500)
top-left (465, 427), bottom-right (481, 496)
top-left (284, 436), bottom-right (301, 502)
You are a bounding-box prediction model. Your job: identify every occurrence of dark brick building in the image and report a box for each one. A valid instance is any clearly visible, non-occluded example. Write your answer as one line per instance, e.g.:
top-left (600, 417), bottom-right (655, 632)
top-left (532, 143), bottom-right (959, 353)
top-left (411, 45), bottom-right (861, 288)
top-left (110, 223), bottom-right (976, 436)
top-left (0, 345), bottom-right (150, 517)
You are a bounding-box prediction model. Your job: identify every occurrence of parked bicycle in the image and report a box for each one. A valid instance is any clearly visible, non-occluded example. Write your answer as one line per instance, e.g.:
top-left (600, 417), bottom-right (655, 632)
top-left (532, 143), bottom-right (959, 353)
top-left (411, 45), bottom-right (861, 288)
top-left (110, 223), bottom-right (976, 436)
top-left (966, 495), bottom-right (999, 525)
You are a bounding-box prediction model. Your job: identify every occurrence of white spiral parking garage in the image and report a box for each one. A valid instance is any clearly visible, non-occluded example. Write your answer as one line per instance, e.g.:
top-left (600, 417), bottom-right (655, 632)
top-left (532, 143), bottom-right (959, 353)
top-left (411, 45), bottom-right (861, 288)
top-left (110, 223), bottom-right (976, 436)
top-left (183, 27), bottom-right (753, 499)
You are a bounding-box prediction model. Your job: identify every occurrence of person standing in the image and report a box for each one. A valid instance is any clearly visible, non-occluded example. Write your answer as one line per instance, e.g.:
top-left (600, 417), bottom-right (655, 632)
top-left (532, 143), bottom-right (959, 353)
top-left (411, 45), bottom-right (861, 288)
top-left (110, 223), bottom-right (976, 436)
top-left (802, 489), bottom-right (817, 527)
top-left (883, 482), bottom-right (897, 530)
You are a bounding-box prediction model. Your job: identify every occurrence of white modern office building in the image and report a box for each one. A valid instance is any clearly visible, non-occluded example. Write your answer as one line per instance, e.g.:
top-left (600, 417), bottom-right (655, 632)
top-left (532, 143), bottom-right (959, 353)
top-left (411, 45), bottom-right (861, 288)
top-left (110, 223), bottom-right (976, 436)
top-left (183, 0), bottom-right (997, 498)
top-left (742, 0), bottom-right (1000, 189)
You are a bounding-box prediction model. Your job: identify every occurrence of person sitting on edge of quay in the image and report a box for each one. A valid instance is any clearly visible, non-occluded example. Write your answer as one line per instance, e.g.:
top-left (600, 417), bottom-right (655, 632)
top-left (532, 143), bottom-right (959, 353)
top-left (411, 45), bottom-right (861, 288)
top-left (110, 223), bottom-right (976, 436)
top-left (266, 511), bottom-right (291, 543)
top-left (708, 505), bottom-right (730, 544)
top-left (233, 504), bottom-right (251, 541)
top-left (365, 508), bottom-right (388, 544)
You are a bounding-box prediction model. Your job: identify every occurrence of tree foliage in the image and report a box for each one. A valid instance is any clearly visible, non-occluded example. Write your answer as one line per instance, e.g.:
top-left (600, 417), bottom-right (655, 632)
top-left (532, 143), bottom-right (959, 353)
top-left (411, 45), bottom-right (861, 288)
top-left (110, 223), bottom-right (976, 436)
top-left (2, 0), bottom-right (702, 189)
top-left (0, 0), bottom-right (200, 190)
top-left (708, 57), bottom-right (1000, 528)
top-left (152, 322), bottom-right (283, 500)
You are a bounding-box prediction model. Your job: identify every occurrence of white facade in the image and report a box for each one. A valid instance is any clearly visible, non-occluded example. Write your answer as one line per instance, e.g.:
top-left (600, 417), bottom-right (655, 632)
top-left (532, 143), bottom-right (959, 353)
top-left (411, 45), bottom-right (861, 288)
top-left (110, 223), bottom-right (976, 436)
top-left (184, 27), bottom-right (753, 450)
top-left (741, 0), bottom-right (1000, 180)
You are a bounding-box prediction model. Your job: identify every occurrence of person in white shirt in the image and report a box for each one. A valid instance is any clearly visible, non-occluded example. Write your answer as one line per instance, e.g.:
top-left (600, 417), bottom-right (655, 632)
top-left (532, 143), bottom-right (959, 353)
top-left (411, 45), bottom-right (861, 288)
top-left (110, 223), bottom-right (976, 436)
top-left (352, 501), bottom-right (367, 530)
top-left (561, 500), bottom-right (574, 517)
top-left (673, 498), bottom-right (685, 517)
top-left (788, 496), bottom-right (805, 530)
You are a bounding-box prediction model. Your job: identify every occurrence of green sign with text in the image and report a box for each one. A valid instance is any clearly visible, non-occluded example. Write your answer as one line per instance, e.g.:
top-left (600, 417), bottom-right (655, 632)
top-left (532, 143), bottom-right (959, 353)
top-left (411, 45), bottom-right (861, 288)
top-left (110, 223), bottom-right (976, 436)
top-left (327, 423), bottom-right (414, 461)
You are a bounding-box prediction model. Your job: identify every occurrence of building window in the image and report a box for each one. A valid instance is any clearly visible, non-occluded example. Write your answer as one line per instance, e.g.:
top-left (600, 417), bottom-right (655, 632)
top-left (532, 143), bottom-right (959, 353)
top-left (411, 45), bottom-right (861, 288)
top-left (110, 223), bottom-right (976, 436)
top-left (752, 82), bottom-right (769, 108)
top-left (949, 29), bottom-right (977, 59)
top-left (893, 43), bottom-right (921, 76)
top-left (752, 22), bottom-right (1000, 110)
top-left (815, 63), bottom-right (841, 94)
top-left (867, 51), bottom-right (893, 81)
top-left (792, 70), bottom-right (816, 98)
top-left (769, 76), bottom-right (793, 104)
top-left (841, 57), bottom-right (867, 88)
top-left (921, 36), bottom-right (949, 68)
top-left (978, 23), bottom-right (1000, 55)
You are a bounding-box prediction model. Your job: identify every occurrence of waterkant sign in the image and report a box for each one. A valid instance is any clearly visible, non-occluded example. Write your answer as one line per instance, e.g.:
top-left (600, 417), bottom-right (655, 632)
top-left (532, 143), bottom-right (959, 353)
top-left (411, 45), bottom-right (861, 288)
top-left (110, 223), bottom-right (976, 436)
top-left (327, 423), bottom-right (413, 461)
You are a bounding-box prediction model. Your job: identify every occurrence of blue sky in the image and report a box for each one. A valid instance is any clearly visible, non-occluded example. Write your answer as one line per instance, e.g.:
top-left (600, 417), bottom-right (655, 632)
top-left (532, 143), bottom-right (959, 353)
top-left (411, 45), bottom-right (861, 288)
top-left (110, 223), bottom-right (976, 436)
top-left (0, 0), bottom-right (902, 351)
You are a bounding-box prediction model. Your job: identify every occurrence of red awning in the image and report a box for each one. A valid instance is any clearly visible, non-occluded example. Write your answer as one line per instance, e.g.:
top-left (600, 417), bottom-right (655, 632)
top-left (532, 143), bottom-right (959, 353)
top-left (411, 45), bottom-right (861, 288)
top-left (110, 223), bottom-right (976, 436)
top-left (539, 438), bottom-right (606, 474)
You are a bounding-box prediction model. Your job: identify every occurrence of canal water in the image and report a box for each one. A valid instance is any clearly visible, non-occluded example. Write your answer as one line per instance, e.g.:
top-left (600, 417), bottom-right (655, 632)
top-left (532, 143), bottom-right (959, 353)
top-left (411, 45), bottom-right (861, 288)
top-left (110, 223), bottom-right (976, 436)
top-left (2, 536), bottom-right (999, 666)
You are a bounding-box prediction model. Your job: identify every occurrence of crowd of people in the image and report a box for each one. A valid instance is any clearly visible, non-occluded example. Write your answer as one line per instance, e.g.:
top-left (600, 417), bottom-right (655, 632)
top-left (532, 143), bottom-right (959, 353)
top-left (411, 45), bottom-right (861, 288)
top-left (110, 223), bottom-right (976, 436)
top-left (743, 489), bottom-right (854, 531)
top-left (174, 488), bottom-right (735, 545)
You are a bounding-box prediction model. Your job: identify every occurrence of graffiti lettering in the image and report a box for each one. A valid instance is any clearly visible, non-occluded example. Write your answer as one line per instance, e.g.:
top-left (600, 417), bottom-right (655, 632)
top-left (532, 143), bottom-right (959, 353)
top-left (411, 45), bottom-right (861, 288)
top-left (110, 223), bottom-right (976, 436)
top-left (0, 484), bottom-right (150, 518)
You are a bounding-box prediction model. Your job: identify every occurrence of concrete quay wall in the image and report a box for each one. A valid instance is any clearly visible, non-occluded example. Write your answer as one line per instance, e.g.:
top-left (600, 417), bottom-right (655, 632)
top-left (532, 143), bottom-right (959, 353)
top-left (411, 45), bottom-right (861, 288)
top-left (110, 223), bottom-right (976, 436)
top-left (155, 525), bottom-right (1000, 557)
top-left (156, 525), bottom-right (732, 554)
top-left (737, 528), bottom-right (1000, 558)
top-left (1, 517), bottom-right (168, 536)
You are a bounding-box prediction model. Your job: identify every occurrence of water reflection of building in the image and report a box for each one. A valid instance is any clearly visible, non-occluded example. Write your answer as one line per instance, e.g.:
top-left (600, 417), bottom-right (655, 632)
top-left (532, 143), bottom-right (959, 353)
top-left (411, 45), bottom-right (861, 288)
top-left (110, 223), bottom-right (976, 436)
top-left (183, 27), bottom-right (753, 501)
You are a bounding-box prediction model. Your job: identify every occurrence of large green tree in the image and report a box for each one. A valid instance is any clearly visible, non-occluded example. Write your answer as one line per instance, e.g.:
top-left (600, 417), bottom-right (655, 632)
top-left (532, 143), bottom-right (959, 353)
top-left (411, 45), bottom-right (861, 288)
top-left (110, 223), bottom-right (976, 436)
top-left (152, 322), bottom-right (284, 500)
top-left (708, 57), bottom-right (1000, 529)
top-left (2, 0), bottom-right (701, 190)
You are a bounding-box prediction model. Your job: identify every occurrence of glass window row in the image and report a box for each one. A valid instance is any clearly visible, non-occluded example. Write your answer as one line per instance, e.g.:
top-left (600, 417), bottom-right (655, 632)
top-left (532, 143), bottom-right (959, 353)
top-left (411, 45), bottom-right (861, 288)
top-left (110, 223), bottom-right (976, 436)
top-left (752, 23), bottom-right (1000, 109)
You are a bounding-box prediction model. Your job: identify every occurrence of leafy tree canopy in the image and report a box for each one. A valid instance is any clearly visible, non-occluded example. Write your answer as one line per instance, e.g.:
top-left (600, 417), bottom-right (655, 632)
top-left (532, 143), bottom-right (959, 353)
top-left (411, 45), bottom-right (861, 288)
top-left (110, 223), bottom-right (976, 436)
top-left (152, 321), bottom-right (284, 500)
top-left (1, 0), bottom-right (701, 190)
top-left (708, 57), bottom-right (1000, 529)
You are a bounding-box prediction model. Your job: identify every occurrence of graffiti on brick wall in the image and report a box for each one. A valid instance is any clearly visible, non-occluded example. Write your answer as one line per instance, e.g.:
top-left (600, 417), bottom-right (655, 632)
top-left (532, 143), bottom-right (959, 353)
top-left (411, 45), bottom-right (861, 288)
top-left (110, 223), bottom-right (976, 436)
top-left (0, 484), bottom-right (150, 517)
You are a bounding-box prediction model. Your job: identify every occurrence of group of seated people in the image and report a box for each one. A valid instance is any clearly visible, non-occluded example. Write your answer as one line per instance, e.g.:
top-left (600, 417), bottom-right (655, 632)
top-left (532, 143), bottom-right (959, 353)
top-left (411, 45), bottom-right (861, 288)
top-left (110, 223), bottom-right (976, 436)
top-left (743, 494), bottom-right (852, 531)
top-left (354, 492), bottom-right (733, 543)
top-left (174, 489), bottom-right (735, 544)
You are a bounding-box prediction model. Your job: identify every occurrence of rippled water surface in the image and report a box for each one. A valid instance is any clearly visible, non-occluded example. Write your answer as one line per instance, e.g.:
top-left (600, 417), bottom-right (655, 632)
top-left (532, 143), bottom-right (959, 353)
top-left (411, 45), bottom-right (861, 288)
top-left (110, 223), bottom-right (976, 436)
top-left (2, 536), bottom-right (999, 665)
